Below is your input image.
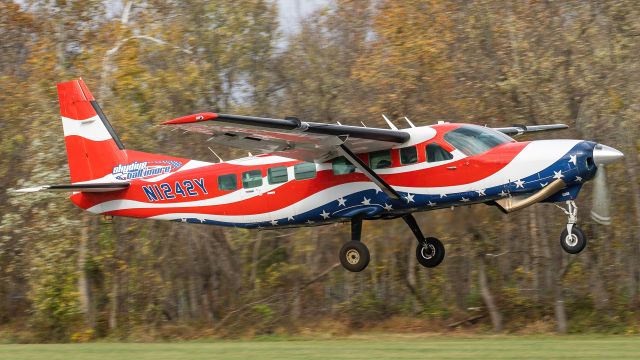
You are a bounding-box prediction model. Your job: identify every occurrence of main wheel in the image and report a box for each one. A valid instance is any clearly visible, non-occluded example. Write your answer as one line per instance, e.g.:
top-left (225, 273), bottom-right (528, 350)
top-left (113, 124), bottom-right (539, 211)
top-left (416, 237), bottom-right (445, 268)
top-left (339, 240), bottom-right (370, 272)
top-left (560, 226), bottom-right (587, 254)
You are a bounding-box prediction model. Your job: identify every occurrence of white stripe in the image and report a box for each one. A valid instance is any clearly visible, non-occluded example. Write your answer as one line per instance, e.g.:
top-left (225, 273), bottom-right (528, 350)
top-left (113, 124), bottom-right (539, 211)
top-left (146, 182), bottom-right (376, 222)
top-left (61, 115), bottom-right (112, 142)
top-left (87, 181), bottom-right (376, 218)
top-left (226, 155), bottom-right (297, 166)
top-left (395, 140), bottom-right (581, 194)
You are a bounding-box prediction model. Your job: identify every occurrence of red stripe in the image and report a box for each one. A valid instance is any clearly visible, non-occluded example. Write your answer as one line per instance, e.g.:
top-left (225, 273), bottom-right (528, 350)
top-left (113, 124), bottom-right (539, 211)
top-left (57, 80), bottom-right (96, 120)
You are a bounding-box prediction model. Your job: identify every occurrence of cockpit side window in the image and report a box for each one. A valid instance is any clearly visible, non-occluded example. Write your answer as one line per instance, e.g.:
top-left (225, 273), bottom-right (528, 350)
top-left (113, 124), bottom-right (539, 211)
top-left (426, 143), bottom-right (453, 162)
top-left (443, 125), bottom-right (512, 156)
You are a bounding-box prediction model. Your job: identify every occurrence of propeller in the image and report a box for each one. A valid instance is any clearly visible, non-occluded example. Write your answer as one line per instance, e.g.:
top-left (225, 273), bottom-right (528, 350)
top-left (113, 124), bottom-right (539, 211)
top-left (590, 144), bottom-right (624, 225)
top-left (590, 164), bottom-right (611, 225)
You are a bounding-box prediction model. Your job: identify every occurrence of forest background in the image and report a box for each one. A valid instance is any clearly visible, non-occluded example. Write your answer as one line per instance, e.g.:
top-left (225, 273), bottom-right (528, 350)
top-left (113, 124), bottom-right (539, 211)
top-left (0, 0), bottom-right (639, 342)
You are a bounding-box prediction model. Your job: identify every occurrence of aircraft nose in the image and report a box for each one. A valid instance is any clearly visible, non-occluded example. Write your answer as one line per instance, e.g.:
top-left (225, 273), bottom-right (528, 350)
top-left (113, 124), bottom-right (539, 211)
top-left (593, 143), bottom-right (624, 165)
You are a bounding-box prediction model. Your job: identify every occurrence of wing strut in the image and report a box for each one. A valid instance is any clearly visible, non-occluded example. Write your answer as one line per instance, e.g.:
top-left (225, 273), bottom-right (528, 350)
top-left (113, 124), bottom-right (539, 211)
top-left (337, 144), bottom-right (402, 200)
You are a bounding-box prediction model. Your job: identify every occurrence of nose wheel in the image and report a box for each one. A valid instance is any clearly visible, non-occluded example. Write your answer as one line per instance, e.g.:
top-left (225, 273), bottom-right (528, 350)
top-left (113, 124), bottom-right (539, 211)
top-left (556, 200), bottom-right (587, 254)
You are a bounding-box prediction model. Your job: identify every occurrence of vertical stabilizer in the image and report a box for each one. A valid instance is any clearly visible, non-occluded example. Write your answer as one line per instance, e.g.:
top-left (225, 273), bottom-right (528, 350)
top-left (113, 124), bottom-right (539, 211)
top-left (57, 79), bottom-right (127, 182)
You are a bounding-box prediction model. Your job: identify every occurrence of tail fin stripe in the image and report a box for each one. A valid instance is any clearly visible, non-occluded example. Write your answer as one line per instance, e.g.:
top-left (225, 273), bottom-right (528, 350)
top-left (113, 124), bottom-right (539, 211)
top-left (62, 115), bottom-right (113, 141)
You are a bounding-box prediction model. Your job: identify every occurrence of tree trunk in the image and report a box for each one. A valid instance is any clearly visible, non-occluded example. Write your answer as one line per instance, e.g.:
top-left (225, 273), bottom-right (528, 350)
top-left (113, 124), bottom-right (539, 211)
top-left (478, 254), bottom-right (503, 332)
top-left (78, 213), bottom-right (94, 328)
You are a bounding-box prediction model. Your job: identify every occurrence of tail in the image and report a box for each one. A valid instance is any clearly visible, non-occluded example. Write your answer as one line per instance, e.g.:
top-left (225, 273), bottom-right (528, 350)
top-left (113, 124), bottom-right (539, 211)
top-left (57, 79), bottom-right (128, 183)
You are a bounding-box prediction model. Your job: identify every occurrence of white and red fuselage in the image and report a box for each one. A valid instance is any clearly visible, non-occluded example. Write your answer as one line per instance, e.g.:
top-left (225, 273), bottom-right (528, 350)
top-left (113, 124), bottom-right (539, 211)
top-left (53, 79), bottom-right (609, 229)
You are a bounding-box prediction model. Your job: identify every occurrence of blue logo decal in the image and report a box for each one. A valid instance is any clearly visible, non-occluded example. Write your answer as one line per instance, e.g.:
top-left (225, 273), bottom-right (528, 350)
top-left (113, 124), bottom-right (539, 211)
top-left (112, 161), bottom-right (183, 181)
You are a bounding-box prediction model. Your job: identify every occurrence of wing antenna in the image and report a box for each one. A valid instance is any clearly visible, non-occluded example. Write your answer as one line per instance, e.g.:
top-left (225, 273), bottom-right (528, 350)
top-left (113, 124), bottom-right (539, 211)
top-left (207, 147), bottom-right (224, 162)
top-left (382, 114), bottom-right (398, 130)
top-left (403, 116), bottom-right (416, 128)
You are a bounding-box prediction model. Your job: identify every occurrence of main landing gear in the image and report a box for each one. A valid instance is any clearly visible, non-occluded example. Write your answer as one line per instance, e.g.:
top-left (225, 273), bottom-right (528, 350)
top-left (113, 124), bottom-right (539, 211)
top-left (338, 214), bottom-right (445, 272)
top-left (339, 216), bottom-right (370, 272)
top-left (556, 200), bottom-right (587, 254)
top-left (403, 214), bottom-right (445, 268)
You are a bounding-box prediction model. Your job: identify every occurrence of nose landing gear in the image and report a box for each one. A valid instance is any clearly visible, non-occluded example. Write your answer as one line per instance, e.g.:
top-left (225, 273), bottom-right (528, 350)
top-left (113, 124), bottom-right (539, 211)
top-left (556, 200), bottom-right (587, 254)
top-left (338, 213), bottom-right (445, 272)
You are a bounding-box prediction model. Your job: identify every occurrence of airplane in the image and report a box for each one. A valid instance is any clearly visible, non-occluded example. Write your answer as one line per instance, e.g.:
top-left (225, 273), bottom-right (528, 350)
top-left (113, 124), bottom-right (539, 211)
top-left (17, 78), bottom-right (624, 272)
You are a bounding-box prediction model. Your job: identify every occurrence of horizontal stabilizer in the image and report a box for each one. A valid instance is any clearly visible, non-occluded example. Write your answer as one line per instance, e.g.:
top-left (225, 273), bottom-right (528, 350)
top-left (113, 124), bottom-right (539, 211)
top-left (15, 182), bottom-right (129, 193)
top-left (494, 124), bottom-right (568, 136)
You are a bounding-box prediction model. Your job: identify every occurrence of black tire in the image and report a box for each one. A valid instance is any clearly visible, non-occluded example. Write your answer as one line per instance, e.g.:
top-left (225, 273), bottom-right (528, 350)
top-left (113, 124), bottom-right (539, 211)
top-left (339, 240), bottom-right (370, 272)
top-left (560, 226), bottom-right (587, 254)
top-left (416, 237), bottom-right (445, 268)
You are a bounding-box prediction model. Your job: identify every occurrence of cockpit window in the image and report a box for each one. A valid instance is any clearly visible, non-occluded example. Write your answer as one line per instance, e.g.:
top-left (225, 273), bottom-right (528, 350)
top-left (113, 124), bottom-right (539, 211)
top-left (443, 125), bottom-right (513, 156)
top-left (426, 143), bottom-right (453, 162)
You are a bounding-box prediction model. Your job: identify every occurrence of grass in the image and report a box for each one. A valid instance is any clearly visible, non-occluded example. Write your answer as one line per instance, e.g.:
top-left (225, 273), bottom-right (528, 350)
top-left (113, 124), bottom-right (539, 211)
top-left (1, 334), bottom-right (639, 360)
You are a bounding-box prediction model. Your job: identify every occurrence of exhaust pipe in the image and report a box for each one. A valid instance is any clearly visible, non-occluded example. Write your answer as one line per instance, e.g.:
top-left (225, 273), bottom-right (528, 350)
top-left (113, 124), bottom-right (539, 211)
top-left (495, 178), bottom-right (567, 213)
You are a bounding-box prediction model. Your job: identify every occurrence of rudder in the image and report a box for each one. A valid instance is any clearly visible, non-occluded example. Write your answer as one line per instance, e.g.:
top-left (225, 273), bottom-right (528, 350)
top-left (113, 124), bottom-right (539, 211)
top-left (57, 79), bottom-right (127, 183)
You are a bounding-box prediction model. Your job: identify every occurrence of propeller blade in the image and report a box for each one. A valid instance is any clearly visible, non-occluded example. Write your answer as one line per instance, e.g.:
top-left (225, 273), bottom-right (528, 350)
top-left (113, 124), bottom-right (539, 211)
top-left (590, 166), bottom-right (612, 225)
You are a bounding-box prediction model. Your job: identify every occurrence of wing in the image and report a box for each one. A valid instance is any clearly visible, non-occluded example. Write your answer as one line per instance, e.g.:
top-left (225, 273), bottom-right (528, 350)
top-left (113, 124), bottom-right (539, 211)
top-left (162, 113), bottom-right (410, 162)
top-left (15, 183), bottom-right (129, 193)
top-left (493, 124), bottom-right (568, 136)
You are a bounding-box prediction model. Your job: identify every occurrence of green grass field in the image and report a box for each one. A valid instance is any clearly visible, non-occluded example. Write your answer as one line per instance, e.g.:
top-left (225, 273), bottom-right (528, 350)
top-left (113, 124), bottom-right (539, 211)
top-left (1, 335), bottom-right (639, 360)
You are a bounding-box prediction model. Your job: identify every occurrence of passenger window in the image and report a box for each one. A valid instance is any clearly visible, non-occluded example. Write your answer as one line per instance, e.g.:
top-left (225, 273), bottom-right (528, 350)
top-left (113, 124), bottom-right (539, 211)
top-left (332, 156), bottom-right (355, 175)
top-left (294, 162), bottom-right (316, 180)
top-left (242, 170), bottom-right (263, 188)
top-left (370, 150), bottom-right (392, 169)
top-left (218, 174), bottom-right (237, 191)
top-left (268, 166), bottom-right (288, 184)
top-left (400, 146), bottom-right (418, 165)
top-left (426, 143), bottom-right (454, 162)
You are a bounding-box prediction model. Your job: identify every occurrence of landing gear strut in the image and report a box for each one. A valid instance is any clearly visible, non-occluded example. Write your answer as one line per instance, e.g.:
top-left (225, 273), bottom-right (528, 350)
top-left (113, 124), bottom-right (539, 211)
top-left (339, 216), bottom-right (370, 272)
top-left (403, 214), bottom-right (445, 268)
top-left (556, 200), bottom-right (587, 254)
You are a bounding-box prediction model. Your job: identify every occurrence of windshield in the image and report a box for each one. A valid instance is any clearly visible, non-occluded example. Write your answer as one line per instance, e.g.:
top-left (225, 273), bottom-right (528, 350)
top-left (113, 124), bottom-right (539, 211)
top-left (443, 125), bottom-right (513, 156)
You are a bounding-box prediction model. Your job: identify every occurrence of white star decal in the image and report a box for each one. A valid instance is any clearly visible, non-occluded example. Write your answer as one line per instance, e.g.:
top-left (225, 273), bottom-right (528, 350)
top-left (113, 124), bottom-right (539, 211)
top-left (270, 220), bottom-right (278, 226)
top-left (361, 197), bottom-right (371, 205)
top-left (287, 216), bottom-right (295, 221)
top-left (476, 189), bottom-right (486, 196)
top-left (199, 218), bottom-right (206, 223)
top-left (383, 203), bottom-right (393, 211)
top-left (306, 220), bottom-right (314, 224)
top-left (374, 188), bottom-right (382, 194)
top-left (553, 170), bottom-right (564, 180)
top-left (461, 197), bottom-right (470, 202)
top-left (405, 193), bottom-right (415, 203)
top-left (575, 176), bottom-right (583, 182)
top-left (540, 182), bottom-right (548, 188)
top-left (428, 200), bottom-right (437, 206)
top-left (569, 155), bottom-right (577, 166)
top-left (499, 190), bottom-right (509, 197)
top-left (181, 218), bottom-right (187, 223)
top-left (320, 210), bottom-right (330, 219)
top-left (337, 197), bottom-right (347, 206)
top-left (440, 193), bottom-right (447, 198)
top-left (514, 179), bottom-right (525, 188)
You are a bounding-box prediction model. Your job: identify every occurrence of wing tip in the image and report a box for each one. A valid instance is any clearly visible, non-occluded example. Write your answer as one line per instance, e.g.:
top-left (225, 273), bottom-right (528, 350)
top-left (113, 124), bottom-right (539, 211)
top-left (162, 112), bottom-right (218, 125)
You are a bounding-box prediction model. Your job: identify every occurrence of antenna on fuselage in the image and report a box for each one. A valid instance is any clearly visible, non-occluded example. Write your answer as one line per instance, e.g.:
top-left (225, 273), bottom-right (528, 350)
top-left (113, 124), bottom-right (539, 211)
top-left (336, 121), bottom-right (343, 125)
top-left (403, 116), bottom-right (416, 128)
top-left (382, 114), bottom-right (399, 130)
top-left (207, 147), bottom-right (224, 163)
top-left (360, 121), bottom-right (368, 128)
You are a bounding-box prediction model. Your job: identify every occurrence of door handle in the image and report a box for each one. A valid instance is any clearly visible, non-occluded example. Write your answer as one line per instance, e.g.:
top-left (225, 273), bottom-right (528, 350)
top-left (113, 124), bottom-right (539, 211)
top-left (447, 166), bottom-right (457, 170)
